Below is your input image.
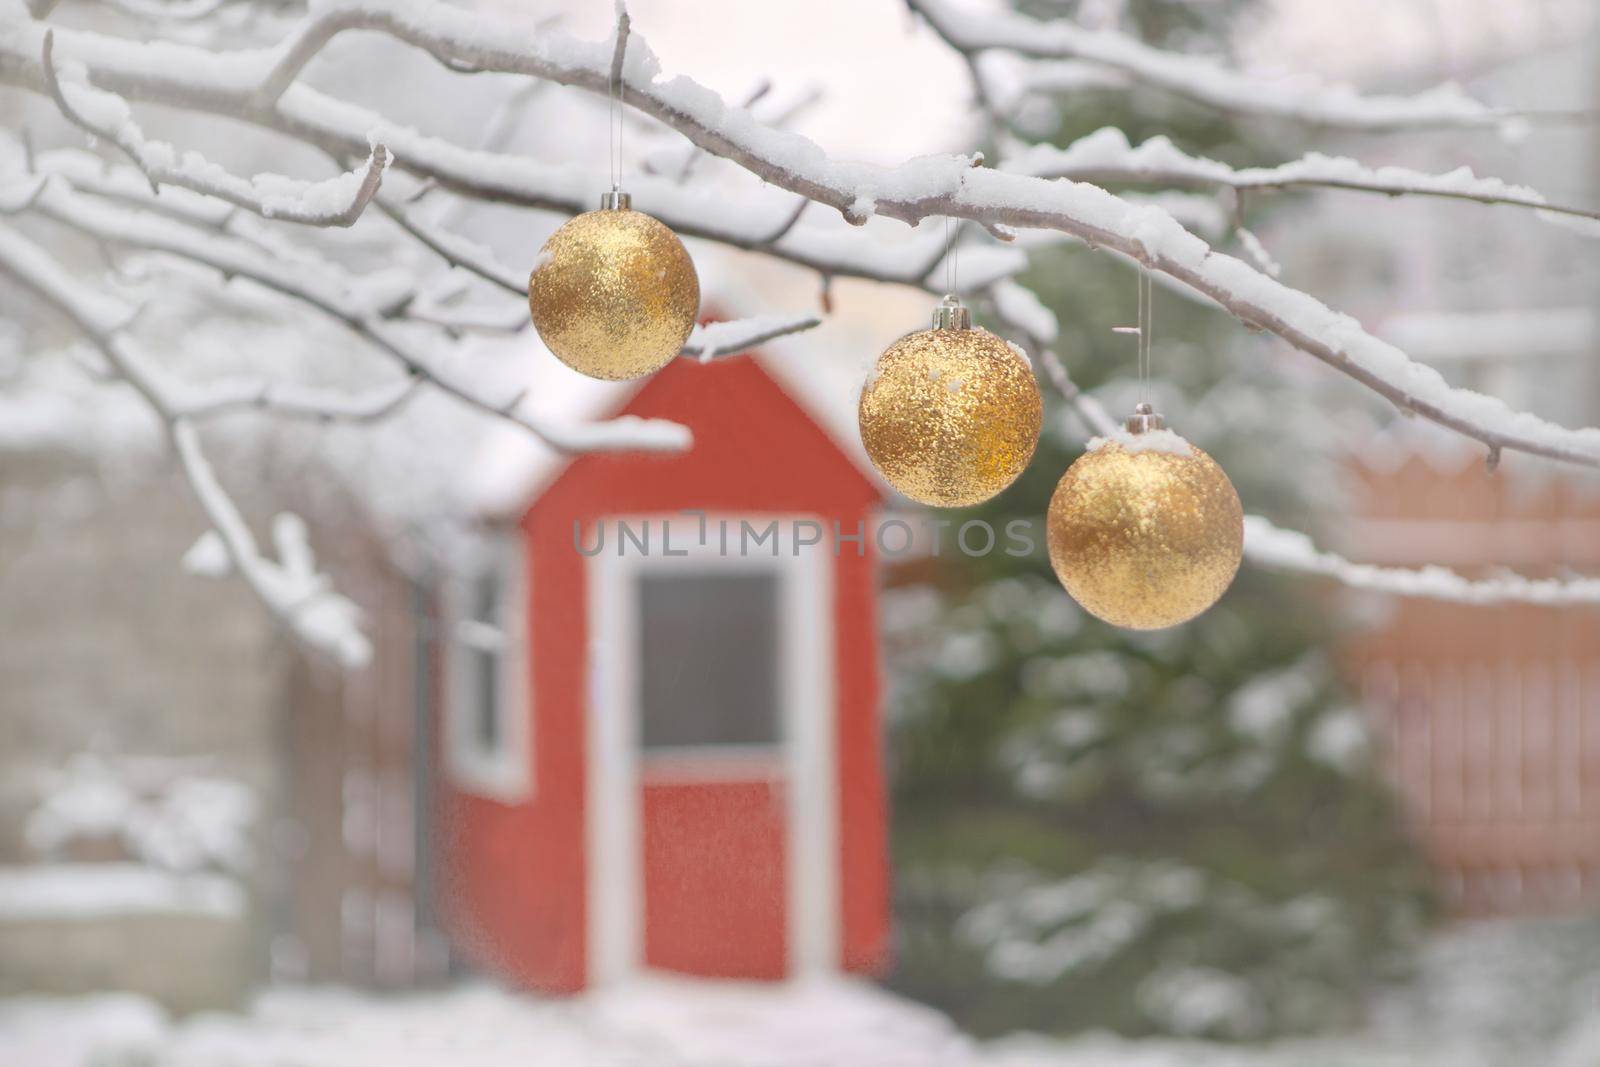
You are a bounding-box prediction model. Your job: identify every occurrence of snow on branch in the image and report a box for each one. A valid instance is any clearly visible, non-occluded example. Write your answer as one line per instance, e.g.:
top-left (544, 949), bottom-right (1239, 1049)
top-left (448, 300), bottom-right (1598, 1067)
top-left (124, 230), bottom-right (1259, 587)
top-left (175, 375), bottom-right (421, 422)
top-left (1006, 128), bottom-right (1600, 236)
top-left (1002, 319), bottom-right (1600, 609)
top-left (42, 30), bottom-right (390, 227)
top-left (0, 220), bottom-right (373, 667)
top-left (908, 0), bottom-right (1509, 133)
top-left (12, 175), bottom-right (690, 455)
top-left (173, 433), bottom-right (373, 668)
top-left (8, 0), bottom-right (1593, 627)
top-left (1, 12), bottom-right (1032, 292)
top-left (681, 313), bottom-right (821, 362)
top-left (988, 277), bottom-right (1059, 344)
top-left (967, 51), bottom-right (1135, 121)
top-left (98, 0), bottom-right (229, 21)
top-left (0, 173), bottom-right (46, 213)
top-left (33, 147), bottom-right (236, 229)
top-left (1244, 516), bottom-right (1600, 606)
top-left (7, 2), bottom-right (1600, 473)
top-left (374, 192), bottom-right (526, 295)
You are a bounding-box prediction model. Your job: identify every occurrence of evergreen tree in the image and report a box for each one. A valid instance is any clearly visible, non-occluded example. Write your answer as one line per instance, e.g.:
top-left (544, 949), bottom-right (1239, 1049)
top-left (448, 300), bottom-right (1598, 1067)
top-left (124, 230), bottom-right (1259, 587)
top-left (885, 0), bottom-right (1433, 1040)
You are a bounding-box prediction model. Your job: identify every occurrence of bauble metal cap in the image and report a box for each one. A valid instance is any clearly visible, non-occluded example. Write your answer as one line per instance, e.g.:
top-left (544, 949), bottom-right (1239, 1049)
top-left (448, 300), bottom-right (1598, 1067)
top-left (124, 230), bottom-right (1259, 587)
top-left (931, 294), bottom-right (971, 331)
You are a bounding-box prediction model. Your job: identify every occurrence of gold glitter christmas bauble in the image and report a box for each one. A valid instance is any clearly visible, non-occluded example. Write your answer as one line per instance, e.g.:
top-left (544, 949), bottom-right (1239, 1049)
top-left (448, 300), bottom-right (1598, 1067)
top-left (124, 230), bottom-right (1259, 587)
top-left (1047, 427), bottom-right (1243, 630)
top-left (528, 200), bottom-right (700, 381)
top-left (858, 302), bottom-right (1041, 507)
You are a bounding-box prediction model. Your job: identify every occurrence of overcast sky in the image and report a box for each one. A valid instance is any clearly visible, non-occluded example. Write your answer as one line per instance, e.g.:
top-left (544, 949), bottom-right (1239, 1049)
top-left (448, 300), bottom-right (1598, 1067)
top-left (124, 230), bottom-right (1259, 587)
top-left (1243, 0), bottom-right (1596, 82)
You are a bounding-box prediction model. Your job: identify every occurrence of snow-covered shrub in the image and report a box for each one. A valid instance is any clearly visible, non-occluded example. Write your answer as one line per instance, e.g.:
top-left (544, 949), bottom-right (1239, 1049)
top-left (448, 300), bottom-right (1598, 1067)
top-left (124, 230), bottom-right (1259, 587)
top-left (26, 754), bottom-right (256, 875)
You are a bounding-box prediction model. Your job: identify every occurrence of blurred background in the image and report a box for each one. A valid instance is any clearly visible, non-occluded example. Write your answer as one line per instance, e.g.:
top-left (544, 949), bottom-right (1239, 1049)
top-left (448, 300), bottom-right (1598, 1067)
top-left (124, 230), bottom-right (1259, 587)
top-left (2, 0), bottom-right (1599, 1064)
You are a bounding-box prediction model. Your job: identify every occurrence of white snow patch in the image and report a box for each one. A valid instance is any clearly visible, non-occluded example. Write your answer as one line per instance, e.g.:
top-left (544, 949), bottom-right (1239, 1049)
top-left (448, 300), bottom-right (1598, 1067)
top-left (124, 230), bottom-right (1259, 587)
top-left (1244, 515), bottom-right (1600, 605)
top-left (0, 995), bottom-right (168, 1067)
top-left (1234, 226), bottom-right (1281, 278)
top-left (1086, 428), bottom-right (1193, 457)
top-left (0, 864), bottom-right (243, 921)
top-left (1307, 708), bottom-right (1371, 772)
top-left (990, 279), bottom-right (1058, 344)
top-left (27, 754), bottom-right (256, 875)
top-left (181, 530), bottom-right (231, 577)
top-left (1006, 127), bottom-right (1591, 238)
top-left (8, 918), bottom-right (1600, 1066)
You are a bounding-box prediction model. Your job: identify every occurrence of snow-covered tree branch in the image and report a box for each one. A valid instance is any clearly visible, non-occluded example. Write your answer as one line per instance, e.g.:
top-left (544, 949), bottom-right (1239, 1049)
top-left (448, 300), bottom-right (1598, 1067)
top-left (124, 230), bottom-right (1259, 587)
top-left (6, 0), bottom-right (1596, 469)
top-left (906, 0), bottom-right (1521, 132)
top-left (1242, 516), bottom-right (1600, 606)
top-left (41, 28), bottom-right (393, 227)
top-left (3, 0), bottom-right (1598, 664)
top-left (1005, 128), bottom-right (1600, 236)
top-left (0, 219), bottom-right (374, 666)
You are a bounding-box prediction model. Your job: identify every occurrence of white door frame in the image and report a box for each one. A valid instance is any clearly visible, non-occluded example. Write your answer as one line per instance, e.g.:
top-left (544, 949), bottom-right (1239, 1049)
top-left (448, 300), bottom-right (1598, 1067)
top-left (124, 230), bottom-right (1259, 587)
top-left (586, 513), bottom-right (838, 984)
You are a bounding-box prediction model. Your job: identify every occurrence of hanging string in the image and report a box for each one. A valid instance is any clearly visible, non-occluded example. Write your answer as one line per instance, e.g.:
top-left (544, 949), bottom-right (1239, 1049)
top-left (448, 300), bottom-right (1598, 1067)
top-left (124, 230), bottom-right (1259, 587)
top-left (1113, 256), bottom-right (1153, 402)
top-left (944, 216), bottom-right (959, 297)
top-left (1139, 259), bottom-right (1152, 403)
top-left (606, 43), bottom-right (614, 188)
top-left (608, 16), bottom-right (628, 193)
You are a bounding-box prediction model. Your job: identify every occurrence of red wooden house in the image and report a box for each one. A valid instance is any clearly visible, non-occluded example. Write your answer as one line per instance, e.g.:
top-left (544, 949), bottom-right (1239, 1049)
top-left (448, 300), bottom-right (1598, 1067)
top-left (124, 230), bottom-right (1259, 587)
top-left (433, 346), bottom-right (890, 991)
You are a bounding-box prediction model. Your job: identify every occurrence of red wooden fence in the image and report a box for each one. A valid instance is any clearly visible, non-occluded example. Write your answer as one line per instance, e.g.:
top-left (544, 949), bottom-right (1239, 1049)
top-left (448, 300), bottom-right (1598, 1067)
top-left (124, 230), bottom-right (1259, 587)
top-left (1344, 450), bottom-right (1600, 915)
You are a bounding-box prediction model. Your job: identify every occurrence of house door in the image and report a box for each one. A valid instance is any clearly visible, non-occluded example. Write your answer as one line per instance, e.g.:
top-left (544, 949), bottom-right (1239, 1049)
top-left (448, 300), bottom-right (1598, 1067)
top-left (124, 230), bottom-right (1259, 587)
top-left (588, 517), bottom-right (837, 984)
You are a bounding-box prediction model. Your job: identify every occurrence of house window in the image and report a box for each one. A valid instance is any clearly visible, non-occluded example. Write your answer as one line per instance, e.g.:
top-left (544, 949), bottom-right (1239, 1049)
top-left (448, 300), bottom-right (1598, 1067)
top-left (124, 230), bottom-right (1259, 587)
top-left (468, 572), bottom-right (501, 751)
top-left (636, 571), bottom-right (781, 750)
top-left (444, 534), bottom-right (531, 801)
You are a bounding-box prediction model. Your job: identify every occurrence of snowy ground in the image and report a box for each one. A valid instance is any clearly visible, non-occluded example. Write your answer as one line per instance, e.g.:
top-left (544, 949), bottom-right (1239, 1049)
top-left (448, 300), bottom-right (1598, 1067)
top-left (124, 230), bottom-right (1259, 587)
top-left (4, 918), bottom-right (1599, 1067)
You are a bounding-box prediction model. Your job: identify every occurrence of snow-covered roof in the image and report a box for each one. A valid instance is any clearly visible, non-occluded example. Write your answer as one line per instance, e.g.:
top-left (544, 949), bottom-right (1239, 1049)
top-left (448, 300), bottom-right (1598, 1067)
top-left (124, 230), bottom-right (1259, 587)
top-left (468, 266), bottom-right (883, 519)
